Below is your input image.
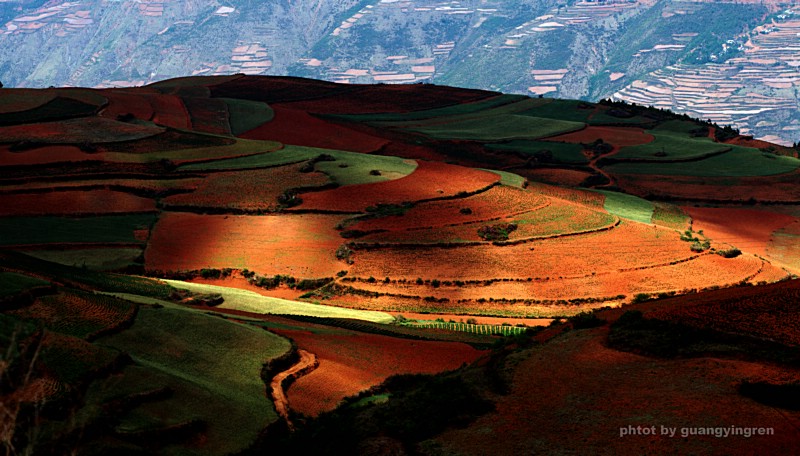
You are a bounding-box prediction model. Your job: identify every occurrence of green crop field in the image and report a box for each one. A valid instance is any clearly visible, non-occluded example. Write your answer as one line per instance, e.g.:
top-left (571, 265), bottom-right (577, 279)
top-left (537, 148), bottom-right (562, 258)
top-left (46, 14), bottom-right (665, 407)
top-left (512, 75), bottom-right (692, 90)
top-left (221, 98), bottom-right (275, 135)
top-left (607, 146), bottom-right (800, 177)
top-left (486, 139), bottom-right (589, 164)
top-left (587, 110), bottom-right (654, 126)
top-left (95, 303), bottom-right (291, 455)
top-left (406, 115), bottom-right (584, 141)
top-left (0, 272), bottom-right (50, 296)
top-left (593, 190), bottom-right (654, 223)
top-left (314, 152), bottom-right (417, 186)
top-left (181, 144), bottom-right (417, 185)
top-left (21, 248), bottom-right (143, 271)
top-left (154, 280), bottom-right (396, 323)
top-left (0, 214), bottom-right (156, 246)
top-left (614, 131), bottom-right (729, 161)
top-left (519, 99), bottom-right (595, 123)
top-left (333, 94), bottom-right (527, 123)
top-left (652, 119), bottom-right (706, 135)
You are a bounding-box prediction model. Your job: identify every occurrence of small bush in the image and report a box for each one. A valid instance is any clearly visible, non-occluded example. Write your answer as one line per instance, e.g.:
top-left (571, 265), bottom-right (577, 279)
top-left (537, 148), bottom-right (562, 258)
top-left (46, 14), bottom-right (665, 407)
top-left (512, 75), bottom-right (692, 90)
top-left (477, 223), bottom-right (518, 241)
top-left (716, 248), bottom-right (742, 258)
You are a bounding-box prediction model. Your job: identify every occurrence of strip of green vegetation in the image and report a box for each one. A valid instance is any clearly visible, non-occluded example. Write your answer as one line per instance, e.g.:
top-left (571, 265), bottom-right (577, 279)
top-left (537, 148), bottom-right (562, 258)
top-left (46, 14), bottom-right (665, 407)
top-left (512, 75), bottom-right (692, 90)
top-left (480, 169), bottom-right (526, 188)
top-left (406, 115), bottom-right (584, 141)
top-left (607, 146), bottom-right (800, 177)
top-left (587, 110), bottom-right (654, 126)
top-left (108, 136), bottom-right (281, 164)
top-left (20, 248), bottom-right (142, 272)
top-left (0, 214), bottom-right (156, 246)
top-left (0, 97), bottom-right (99, 125)
top-left (614, 131), bottom-right (729, 161)
top-left (0, 251), bottom-right (175, 299)
top-left (593, 190), bottom-right (654, 223)
top-left (156, 280), bottom-right (396, 323)
top-left (518, 99), bottom-right (595, 123)
top-left (179, 144), bottom-right (323, 170)
top-left (652, 119), bottom-right (706, 135)
top-left (485, 139), bottom-right (589, 164)
top-left (181, 144), bottom-right (417, 185)
top-left (221, 98), bottom-right (274, 135)
top-left (378, 97), bottom-right (552, 129)
top-left (333, 94), bottom-right (527, 123)
top-left (0, 272), bottom-right (49, 296)
top-left (96, 304), bottom-right (290, 454)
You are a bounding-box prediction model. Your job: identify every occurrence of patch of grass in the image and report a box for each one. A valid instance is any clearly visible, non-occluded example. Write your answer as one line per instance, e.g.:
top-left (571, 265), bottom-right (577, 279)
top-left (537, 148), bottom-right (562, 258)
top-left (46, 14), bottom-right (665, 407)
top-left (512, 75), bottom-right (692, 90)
top-left (518, 99), bottom-right (595, 123)
top-left (0, 272), bottom-right (50, 296)
top-left (0, 214), bottom-right (156, 246)
top-left (179, 144), bottom-right (326, 170)
top-left (314, 152), bottom-right (417, 186)
top-left (607, 146), bottom-right (800, 177)
top-left (593, 190), bottom-right (654, 223)
top-left (333, 94), bottom-right (527, 123)
top-left (221, 98), bottom-right (274, 135)
top-left (95, 304), bottom-right (291, 454)
top-left (140, 280), bottom-right (396, 323)
top-left (614, 131), bottom-right (729, 161)
top-left (485, 139), bottom-right (589, 164)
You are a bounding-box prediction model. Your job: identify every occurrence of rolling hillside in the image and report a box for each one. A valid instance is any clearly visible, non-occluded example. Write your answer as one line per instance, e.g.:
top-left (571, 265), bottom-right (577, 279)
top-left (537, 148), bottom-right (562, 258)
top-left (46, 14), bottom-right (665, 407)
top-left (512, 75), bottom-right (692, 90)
top-left (1, 75), bottom-right (799, 454)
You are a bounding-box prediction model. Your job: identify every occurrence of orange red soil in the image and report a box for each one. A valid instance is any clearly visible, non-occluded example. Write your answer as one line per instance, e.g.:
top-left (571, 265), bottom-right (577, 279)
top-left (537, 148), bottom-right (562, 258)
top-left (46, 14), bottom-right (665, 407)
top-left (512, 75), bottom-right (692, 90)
top-left (0, 145), bottom-right (106, 166)
top-left (435, 327), bottom-right (800, 455)
top-left (269, 325), bottom-right (484, 417)
top-left (240, 105), bottom-right (388, 152)
top-left (544, 126), bottom-right (655, 147)
top-left (0, 190), bottom-right (156, 216)
top-left (162, 166), bottom-right (330, 212)
top-left (686, 206), bottom-right (796, 258)
top-left (145, 212), bottom-right (347, 278)
top-left (298, 161), bottom-right (501, 212)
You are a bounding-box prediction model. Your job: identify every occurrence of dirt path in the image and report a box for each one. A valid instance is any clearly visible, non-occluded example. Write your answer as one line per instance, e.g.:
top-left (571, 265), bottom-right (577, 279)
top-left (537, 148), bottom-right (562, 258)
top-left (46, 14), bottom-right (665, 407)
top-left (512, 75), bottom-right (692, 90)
top-left (270, 349), bottom-right (318, 430)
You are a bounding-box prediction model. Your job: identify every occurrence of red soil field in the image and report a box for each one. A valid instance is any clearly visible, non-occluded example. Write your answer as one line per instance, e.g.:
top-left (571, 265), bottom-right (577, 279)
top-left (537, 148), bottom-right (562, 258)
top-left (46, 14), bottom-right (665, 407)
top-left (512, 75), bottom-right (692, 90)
top-left (208, 76), bottom-right (343, 104)
top-left (182, 96), bottom-right (231, 135)
top-left (526, 181), bottom-right (606, 207)
top-left (436, 327), bottom-right (800, 455)
top-left (350, 222), bottom-right (690, 282)
top-left (0, 145), bottom-right (105, 166)
top-left (0, 190), bottom-right (156, 216)
top-left (279, 84), bottom-right (497, 114)
top-left (396, 311), bottom-right (552, 327)
top-left (0, 177), bottom-right (202, 194)
top-left (647, 279), bottom-right (800, 346)
top-left (269, 325), bottom-right (484, 416)
top-left (145, 212), bottom-right (347, 278)
top-left (526, 168), bottom-right (593, 187)
top-left (141, 93), bottom-right (191, 129)
top-left (767, 220), bottom-right (800, 273)
top-left (355, 202), bottom-right (615, 245)
top-left (187, 275), bottom-right (306, 300)
top-left (299, 161), bottom-right (501, 212)
top-left (0, 117), bottom-right (164, 143)
top-left (614, 172), bottom-right (800, 202)
top-left (686, 207), bottom-right (797, 257)
top-left (162, 166), bottom-right (330, 212)
top-left (347, 252), bottom-right (764, 304)
top-left (99, 91), bottom-right (155, 121)
top-left (350, 185), bottom-right (549, 233)
top-left (239, 105), bottom-right (388, 152)
top-left (543, 126), bottom-right (655, 148)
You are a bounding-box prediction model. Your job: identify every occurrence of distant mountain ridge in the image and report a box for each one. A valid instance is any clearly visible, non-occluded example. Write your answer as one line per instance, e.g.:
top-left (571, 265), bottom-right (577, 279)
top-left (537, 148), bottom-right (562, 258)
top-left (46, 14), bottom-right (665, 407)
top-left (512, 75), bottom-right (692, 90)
top-left (2, 0), bottom-right (800, 144)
